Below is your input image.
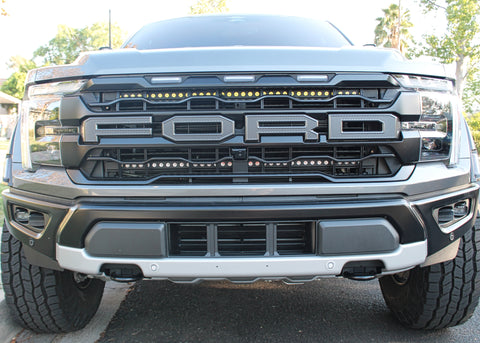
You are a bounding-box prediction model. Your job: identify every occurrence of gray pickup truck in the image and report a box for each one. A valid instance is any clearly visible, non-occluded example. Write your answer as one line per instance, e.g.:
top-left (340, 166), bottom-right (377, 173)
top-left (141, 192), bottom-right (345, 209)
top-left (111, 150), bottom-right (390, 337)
top-left (2, 14), bottom-right (479, 332)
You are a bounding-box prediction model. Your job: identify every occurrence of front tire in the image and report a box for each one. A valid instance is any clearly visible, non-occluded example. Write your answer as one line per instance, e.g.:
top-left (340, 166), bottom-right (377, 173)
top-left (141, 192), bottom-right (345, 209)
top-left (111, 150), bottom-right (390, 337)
top-left (1, 224), bottom-right (105, 333)
top-left (379, 222), bottom-right (480, 329)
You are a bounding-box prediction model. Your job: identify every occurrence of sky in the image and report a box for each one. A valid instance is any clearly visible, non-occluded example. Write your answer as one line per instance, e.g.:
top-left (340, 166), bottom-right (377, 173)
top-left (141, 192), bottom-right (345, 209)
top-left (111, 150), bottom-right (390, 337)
top-left (0, 0), bottom-right (442, 79)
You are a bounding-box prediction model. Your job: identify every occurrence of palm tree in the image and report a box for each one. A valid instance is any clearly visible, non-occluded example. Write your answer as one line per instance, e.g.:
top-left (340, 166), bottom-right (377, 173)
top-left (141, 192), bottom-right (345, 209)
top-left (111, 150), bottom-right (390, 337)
top-left (374, 2), bottom-right (414, 55)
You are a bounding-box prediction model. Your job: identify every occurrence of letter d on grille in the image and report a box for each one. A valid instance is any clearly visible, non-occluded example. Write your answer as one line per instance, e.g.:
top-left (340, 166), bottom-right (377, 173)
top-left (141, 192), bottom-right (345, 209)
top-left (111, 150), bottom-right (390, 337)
top-left (328, 113), bottom-right (400, 140)
top-left (82, 116), bottom-right (152, 143)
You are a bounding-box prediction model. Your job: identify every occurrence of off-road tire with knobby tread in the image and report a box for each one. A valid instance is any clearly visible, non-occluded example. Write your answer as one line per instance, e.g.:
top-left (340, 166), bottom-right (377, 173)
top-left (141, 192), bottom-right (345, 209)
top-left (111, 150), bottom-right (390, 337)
top-left (379, 221), bottom-right (480, 329)
top-left (1, 224), bottom-right (105, 333)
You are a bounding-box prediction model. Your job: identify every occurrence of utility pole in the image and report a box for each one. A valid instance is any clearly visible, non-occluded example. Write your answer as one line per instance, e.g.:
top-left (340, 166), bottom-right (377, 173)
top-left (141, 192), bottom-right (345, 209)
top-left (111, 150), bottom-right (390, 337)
top-left (397, 0), bottom-right (402, 51)
top-left (109, 9), bottom-right (112, 49)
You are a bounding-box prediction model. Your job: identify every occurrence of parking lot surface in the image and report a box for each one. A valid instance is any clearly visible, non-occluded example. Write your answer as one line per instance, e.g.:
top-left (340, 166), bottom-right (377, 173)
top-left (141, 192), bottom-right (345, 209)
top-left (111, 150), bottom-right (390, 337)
top-left (99, 278), bottom-right (480, 343)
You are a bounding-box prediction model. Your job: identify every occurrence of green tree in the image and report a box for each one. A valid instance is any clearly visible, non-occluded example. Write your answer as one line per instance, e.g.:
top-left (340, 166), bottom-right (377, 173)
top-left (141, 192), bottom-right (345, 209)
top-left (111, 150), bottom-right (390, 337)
top-left (465, 111), bottom-right (480, 150)
top-left (419, 0), bottom-right (480, 105)
top-left (374, 2), bottom-right (414, 55)
top-left (83, 22), bottom-right (124, 51)
top-left (1, 0), bottom-right (7, 16)
top-left (189, 0), bottom-right (228, 15)
top-left (34, 22), bottom-right (125, 65)
top-left (2, 21), bottom-right (126, 99)
top-left (463, 75), bottom-right (480, 113)
top-left (1, 56), bottom-right (37, 99)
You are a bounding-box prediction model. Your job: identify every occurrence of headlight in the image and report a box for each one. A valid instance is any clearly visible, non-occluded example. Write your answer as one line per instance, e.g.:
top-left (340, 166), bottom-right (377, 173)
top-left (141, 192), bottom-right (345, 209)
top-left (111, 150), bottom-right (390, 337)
top-left (21, 80), bottom-right (85, 170)
top-left (395, 75), bottom-right (459, 165)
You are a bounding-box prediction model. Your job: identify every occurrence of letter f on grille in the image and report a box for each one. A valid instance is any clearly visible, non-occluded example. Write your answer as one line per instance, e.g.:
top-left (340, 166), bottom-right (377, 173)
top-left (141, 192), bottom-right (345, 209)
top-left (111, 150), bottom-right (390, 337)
top-left (82, 116), bottom-right (152, 143)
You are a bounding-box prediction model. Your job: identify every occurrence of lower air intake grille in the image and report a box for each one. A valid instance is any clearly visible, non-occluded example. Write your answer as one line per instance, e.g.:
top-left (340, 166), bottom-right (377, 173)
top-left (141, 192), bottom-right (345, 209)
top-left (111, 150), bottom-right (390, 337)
top-left (169, 224), bottom-right (208, 256)
top-left (277, 222), bottom-right (315, 255)
top-left (217, 224), bottom-right (267, 256)
top-left (169, 222), bottom-right (315, 257)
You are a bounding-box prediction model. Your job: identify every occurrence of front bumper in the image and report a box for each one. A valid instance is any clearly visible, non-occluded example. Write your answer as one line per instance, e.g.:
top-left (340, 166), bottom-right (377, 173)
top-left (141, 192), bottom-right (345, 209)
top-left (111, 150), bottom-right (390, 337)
top-left (3, 182), bottom-right (478, 281)
top-left (57, 241), bottom-right (426, 282)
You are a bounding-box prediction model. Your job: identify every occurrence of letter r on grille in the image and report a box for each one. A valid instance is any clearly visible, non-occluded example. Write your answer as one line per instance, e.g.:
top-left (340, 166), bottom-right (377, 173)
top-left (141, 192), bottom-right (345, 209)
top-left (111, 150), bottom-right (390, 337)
top-left (245, 115), bottom-right (319, 142)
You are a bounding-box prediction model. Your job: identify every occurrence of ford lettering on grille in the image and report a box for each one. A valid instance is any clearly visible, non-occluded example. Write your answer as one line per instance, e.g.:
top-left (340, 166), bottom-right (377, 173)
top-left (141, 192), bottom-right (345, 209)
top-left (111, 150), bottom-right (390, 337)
top-left (81, 114), bottom-right (399, 143)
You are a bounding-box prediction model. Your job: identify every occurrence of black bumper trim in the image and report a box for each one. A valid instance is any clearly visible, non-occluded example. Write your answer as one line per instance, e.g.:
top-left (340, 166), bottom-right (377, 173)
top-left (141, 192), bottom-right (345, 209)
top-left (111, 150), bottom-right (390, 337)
top-left (414, 187), bottom-right (479, 255)
top-left (3, 186), bottom-right (478, 264)
top-left (58, 198), bottom-right (425, 250)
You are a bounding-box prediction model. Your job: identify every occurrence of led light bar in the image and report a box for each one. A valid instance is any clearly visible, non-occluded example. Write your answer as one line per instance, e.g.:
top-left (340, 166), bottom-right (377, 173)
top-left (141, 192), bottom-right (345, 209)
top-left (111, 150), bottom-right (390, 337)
top-left (121, 158), bottom-right (359, 169)
top-left (118, 88), bottom-right (361, 101)
top-left (120, 159), bottom-right (359, 172)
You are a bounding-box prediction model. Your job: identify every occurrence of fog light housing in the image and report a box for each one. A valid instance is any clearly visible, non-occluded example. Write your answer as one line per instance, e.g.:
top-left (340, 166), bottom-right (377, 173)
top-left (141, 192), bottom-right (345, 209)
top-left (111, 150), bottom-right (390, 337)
top-left (453, 201), bottom-right (469, 217)
top-left (11, 205), bottom-right (48, 233)
top-left (437, 207), bottom-right (454, 224)
top-left (14, 207), bottom-right (30, 223)
top-left (433, 199), bottom-right (473, 233)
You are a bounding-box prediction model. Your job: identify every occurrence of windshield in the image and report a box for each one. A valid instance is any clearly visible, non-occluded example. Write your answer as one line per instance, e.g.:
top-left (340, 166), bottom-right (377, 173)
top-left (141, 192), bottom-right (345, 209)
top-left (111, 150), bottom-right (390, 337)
top-left (124, 15), bottom-right (352, 50)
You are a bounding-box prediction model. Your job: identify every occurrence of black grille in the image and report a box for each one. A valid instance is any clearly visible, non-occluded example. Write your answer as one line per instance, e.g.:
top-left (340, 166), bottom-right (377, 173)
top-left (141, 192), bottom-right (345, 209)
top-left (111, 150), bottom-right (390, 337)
top-left (217, 224), bottom-right (267, 256)
top-left (74, 78), bottom-right (406, 185)
top-left (80, 145), bottom-right (401, 183)
top-left (169, 224), bottom-right (208, 256)
top-left (83, 87), bottom-right (398, 113)
top-left (277, 222), bottom-right (314, 255)
top-left (169, 222), bottom-right (314, 257)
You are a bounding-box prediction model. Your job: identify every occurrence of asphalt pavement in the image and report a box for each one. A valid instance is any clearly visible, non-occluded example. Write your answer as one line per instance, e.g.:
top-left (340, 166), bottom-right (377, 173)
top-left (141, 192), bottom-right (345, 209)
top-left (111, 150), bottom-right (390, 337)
top-left (1, 275), bottom-right (480, 342)
top-left (98, 278), bottom-right (480, 343)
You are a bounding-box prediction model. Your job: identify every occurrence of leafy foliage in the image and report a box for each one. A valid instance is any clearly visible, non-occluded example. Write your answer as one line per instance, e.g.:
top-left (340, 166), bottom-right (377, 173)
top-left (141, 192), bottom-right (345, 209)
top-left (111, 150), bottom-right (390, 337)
top-left (34, 22), bottom-right (125, 65)
top-left (466, 112), bottom-right (480, 130)
top-left (2, 21), bottom-right (125, 99)
top-left (0, 56), bottom-right (37, 99)
top-left (374, 3), bottom-right (414, 55)
top-left (419, 0), bottom-right (480, 106)
top-left (1, 0), bottom-right (7, 16)
top-left (465, 112), bottom-right (480, 150)
top-left (189, 0), bottom-right (228, 15)
top-left (463, 75), bottom-right (480, 113)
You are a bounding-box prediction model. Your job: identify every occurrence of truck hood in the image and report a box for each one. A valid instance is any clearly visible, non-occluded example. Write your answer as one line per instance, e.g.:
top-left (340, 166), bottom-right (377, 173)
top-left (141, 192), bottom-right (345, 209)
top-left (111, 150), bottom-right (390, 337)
top-left (28, 46), bottom-right (448, 84)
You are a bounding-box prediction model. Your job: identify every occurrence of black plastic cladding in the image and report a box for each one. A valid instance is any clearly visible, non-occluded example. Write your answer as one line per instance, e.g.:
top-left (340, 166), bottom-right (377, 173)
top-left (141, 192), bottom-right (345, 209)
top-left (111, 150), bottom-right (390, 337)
top-left (56, 197), bottom-right (425, 250)
top-left (81, 73), bottom-right (399, 93)
top-left (414, 188), bottom-right (479, 255)
top-left (4, 188), bottom-right (477, 261)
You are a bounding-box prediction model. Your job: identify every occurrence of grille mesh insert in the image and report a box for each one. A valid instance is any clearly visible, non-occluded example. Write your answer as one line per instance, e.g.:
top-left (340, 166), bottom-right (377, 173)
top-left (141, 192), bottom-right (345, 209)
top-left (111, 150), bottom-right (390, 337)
top-left (80, 145), bottom-right (400, 183)
top-left (169, 222), bottom-right (315, 257)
